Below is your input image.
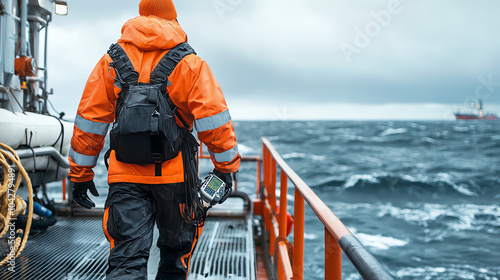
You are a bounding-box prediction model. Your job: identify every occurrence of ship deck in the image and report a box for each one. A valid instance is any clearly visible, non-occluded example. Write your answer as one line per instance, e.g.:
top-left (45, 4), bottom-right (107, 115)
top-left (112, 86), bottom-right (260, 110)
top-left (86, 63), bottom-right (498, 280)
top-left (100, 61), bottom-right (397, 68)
top-left (0, 196), bottom-right (260, 280)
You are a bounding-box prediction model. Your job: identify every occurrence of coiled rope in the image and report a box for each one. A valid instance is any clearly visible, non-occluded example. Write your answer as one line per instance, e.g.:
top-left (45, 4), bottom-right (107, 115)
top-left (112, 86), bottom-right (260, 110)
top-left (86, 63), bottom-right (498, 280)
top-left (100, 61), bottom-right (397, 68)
top-left (0, 143), bottom-right (33, 267)
top-left (180, 132), bottom-right (206, 227)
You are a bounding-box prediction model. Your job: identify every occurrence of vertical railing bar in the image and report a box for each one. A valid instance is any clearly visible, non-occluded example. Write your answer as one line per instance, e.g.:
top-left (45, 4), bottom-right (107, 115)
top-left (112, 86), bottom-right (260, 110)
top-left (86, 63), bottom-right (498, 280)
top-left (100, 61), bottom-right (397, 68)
top-left (270, 158), bottom-right (277, 211)
top-left (62, 178), bottom-right (67, 201)
top-left (262, 145), bottom-right (266, 188)
top-left (265, 198), bottom-right (279, 258)
top-left (264, 146), bottom-right (270, 190)
top-left (278, 169), bottom-right (288, 280)
top-left (293, 189), bottom-right (305, 280)
top-left (278, 170), bottom-right (288, 238)
top-left (256, 158), bottom-right (261, 196)
top-left (325, 228), bottom-right (342, 280)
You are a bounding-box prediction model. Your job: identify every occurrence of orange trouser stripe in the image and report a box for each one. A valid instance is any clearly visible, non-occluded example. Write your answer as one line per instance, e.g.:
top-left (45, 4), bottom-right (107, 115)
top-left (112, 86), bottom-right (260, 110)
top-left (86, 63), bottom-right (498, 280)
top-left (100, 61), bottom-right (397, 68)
top-left (103, 207), bottom-right (115, 250)
top-left (183, 226), bottom-right (204, 280)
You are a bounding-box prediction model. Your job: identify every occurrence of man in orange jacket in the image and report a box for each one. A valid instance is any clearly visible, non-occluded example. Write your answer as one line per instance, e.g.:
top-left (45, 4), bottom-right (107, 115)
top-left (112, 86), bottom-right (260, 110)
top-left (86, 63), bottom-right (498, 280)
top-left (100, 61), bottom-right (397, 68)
top-left (68, 1), bottom-right (240, 279)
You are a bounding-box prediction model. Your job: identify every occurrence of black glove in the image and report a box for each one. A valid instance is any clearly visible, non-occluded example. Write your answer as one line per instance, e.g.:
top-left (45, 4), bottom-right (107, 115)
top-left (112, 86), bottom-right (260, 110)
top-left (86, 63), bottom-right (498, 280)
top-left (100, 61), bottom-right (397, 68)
top-left (72, 180), bottom-right (99, 209)
top-left (213, 169), bottom-right (235, 204)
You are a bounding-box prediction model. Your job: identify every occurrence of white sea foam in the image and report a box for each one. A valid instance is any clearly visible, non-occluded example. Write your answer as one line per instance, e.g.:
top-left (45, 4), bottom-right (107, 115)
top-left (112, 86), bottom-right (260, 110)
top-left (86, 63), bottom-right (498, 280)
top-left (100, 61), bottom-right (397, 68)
top-left (344, 274), bottom-right (362, 280)
top-left (453, 126), bottom-right (470, 132)
top-left (377, 203), bottom-right (500, 232)
top-left (343, 174), bottom-right (380, 189)
top-left (303, 233), bottom-right (318, 240)
top-left (395, 267), bottom-right (448, 280)
top-left (436, 173), bottom-right (478, 196)
top-left (420, 137), bottom-right (438, 144)
top-left (356, 233), bottom-right (408, 250)
top-left (395, 265), bottom-right (497, 280)
top-left (350, 228), bottom-right (408, 250)
top-left (282, 152), bottom-right (325, 161)
top-left (237, 144), bottom-right (256, 155)
top-left (379, 128), bottom-right (408, 137)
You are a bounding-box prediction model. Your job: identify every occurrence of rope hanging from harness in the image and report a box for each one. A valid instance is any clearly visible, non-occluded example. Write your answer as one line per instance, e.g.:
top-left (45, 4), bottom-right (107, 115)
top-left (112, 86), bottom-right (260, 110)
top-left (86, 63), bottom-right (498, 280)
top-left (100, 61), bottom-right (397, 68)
top-left (179, 133), bottom-right (208, 227)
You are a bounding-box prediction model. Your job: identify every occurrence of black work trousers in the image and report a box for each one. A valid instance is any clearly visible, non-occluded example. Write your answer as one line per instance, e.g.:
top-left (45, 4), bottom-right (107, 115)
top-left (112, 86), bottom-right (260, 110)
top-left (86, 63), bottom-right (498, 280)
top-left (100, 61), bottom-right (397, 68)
top-left (102, 182), bottom-right (200, 280)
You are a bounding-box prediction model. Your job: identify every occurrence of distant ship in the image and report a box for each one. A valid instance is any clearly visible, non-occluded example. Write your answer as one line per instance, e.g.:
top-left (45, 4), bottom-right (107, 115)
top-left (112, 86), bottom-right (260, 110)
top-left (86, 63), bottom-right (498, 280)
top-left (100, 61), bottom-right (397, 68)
top-left (455, 100), bottom-right (498, 120)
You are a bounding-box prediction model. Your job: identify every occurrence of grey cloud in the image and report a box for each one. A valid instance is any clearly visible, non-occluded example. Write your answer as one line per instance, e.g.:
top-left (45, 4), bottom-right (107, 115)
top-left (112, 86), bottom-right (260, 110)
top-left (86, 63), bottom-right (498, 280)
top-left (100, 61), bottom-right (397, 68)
top-left (48, 0), bottom-right (500, 119)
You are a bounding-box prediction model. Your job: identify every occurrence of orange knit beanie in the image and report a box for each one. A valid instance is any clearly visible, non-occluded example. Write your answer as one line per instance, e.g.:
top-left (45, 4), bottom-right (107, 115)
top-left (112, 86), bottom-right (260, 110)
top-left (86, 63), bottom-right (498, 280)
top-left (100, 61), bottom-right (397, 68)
top-left (139, 0), bottom-right (177, 20)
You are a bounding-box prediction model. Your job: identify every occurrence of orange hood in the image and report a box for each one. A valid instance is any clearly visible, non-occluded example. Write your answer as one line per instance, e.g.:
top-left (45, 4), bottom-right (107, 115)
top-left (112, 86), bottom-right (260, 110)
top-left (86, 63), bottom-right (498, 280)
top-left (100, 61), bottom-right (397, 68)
top-left (119, 16), bottom-right (187, 51)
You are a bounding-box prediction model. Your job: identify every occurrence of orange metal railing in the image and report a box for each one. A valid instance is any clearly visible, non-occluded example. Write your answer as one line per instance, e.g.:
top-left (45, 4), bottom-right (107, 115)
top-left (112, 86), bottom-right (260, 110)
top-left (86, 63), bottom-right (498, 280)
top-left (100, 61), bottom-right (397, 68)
top-left (260, 138), bottom-right (394, 280)
top-left (199, 144), bottom-right (261, 192)
top-left (199, 138), bottom-right (394, 280)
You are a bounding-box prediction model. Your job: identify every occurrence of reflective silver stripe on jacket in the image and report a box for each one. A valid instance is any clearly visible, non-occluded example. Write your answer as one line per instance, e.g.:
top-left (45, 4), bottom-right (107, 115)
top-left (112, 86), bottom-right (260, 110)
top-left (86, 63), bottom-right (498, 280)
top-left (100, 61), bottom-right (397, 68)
top-left (209, 145), bottom-right (239, 163)
top-left (69, 148), bottom-right (99, 166)
top-left (194, 110), bottom-right (232, 132)
top-left (75, 115), bottom-right (110, 136)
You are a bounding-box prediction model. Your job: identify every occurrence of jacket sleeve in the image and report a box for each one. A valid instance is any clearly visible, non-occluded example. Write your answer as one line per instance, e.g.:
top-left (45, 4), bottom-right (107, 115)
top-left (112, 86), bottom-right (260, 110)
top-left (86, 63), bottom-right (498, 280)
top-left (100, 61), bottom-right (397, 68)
top-left (181, 57), bottom-right (240, 173)
top-left (68, 55), bottom-right (117, 183)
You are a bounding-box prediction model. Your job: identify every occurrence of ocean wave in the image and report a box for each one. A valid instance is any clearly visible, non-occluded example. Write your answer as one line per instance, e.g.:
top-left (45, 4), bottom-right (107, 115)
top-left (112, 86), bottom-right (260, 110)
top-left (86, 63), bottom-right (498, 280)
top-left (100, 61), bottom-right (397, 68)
top-left (377, 203), bottom-right (500, 233)
top-left (419, 137), bottom-right (438, 145)
top-left (379, 128), bottom-right (408, 137)
top-left (453, 126), bottom-right (471, 132)
top-left (435, 173), bottom-right (479, 196)
top-left (341, 172), bottom-right (480, 197)
top-left (282, 152), bottom-right (325, 161)
top-left (395, 265), bottom-right (500, 280)
top-left (349, 227), bottom-right (408, 251)
top-left (355, 233), bottom-right (408, 251)
top-left (304, 233), bottom-right (318, 240)
top-left (344, 174), bottom-right (381, 189)
top-left (237, 143), bottom-right (256, 155)
top-left (342, 135), bottom-right (385, 143)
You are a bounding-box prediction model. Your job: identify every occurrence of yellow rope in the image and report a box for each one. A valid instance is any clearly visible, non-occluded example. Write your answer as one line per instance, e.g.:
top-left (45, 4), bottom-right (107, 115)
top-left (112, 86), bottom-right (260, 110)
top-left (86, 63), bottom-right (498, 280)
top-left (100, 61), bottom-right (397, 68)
top-left (0, 143), bottom-right (33, 267)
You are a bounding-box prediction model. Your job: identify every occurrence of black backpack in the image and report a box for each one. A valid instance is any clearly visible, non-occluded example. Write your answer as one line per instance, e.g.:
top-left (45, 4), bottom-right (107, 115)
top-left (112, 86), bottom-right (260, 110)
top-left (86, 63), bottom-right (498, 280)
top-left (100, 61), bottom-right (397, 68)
top-left (107, 43), bottom-right (196, 164)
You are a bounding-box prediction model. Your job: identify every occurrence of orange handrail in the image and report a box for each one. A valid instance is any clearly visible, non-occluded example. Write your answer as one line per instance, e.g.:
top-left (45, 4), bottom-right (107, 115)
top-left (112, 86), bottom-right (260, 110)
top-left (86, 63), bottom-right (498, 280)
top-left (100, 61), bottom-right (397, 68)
top-left (199, 144), bottom-right (261, 192)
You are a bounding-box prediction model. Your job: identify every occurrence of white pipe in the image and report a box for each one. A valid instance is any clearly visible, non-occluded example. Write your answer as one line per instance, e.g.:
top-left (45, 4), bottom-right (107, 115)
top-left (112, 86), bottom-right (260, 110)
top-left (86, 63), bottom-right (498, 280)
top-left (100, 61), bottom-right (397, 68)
top-left (20, 0), bottom-right (28, 56)
top-left (16, 146), bottom-right (70, 168)
top-left (21, 0), bottom-right (28, 56)
top-left (0, 108), bottom-right (73, 155)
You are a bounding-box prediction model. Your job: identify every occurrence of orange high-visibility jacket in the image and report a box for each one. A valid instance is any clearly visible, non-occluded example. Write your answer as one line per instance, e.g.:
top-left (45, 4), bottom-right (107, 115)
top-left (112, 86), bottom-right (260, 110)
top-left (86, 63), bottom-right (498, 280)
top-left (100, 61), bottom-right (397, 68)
top-left (68, 16), bottom-right (240, 184)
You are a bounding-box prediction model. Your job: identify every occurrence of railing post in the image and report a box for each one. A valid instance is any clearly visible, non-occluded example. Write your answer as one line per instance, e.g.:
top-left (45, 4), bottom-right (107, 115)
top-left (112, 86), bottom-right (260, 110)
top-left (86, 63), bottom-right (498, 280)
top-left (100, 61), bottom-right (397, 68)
top-left (278, 169), bottom-right (288, 280)
top-left (293, 189), bottom-right (304, 280)
top-left (268, 157), bottom-right (278, 257)
top-left (264, 146), bottom-right (269, 189)
top-left (256, 158), bottom-right (261, 197)
top-left (270, 159), bottom-right (277, 211)
top-left (62, 178), bottom-right (67, 201)
top-left (325, 228), bottom-right (342, 280)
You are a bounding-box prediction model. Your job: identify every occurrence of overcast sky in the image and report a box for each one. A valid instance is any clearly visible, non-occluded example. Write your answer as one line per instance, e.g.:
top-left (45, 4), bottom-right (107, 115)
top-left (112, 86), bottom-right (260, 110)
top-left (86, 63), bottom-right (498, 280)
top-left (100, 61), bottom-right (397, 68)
top-left (46, 0), bottom-right (500, 120)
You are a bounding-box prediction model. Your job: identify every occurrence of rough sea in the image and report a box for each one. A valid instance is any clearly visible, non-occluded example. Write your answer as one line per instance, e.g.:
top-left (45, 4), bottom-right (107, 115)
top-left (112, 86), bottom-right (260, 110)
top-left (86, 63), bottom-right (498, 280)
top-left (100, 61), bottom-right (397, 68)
top-left (48, 120), bottom-right (500, 279)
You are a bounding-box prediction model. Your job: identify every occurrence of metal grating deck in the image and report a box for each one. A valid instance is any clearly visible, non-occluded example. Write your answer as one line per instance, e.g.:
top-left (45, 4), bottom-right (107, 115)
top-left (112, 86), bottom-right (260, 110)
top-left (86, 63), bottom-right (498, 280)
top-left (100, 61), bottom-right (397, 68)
top-left (0, 215), bottom-right (256, 279)
top-left (188, 217), bottom-right (256, 280)
top-left (0, 217), bottom-right (109, 280)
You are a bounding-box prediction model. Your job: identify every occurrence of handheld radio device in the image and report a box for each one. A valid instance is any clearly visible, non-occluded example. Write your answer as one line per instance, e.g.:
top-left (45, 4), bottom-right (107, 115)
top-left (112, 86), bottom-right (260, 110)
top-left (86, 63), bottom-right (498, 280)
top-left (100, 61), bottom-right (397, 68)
top-left (200, 173), bottom-right (227, 205)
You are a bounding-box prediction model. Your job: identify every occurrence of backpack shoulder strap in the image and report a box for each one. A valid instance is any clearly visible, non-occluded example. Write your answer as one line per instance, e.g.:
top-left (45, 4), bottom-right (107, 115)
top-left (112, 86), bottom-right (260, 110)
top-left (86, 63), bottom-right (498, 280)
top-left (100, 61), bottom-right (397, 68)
top-left (107, 43), bottom-right (139, 84)
top-left (150, 42), bottom-right (196, 84)
top-left (150, 43), bottom-right (196, 130)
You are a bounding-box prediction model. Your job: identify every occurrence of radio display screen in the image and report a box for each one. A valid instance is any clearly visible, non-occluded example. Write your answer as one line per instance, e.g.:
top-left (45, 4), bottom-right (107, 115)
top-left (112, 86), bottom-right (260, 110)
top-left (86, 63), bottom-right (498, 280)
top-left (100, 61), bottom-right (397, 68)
top-left (207, 177), bottom-right (223, 191)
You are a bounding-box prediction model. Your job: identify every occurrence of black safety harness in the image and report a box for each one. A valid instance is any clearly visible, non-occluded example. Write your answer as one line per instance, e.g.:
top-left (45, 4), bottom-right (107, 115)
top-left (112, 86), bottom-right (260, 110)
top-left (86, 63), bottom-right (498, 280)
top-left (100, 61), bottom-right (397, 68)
top-left (105, 43), bottom-right (207, 227)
